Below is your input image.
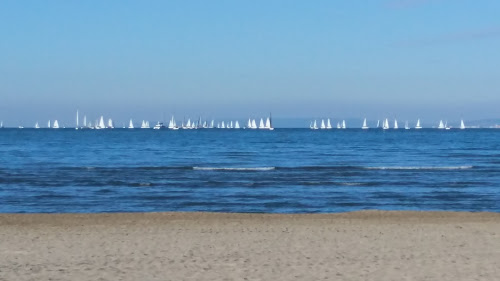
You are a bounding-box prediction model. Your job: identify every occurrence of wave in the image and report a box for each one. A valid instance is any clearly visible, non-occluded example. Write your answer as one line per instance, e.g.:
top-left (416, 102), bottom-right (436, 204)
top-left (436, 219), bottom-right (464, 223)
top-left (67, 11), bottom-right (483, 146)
top-left (193, 167), bottom-right (276, 171)
top-left (28, 165), bottom-right (475, 173)
top-left (364, 166), bottom-right (473, 170)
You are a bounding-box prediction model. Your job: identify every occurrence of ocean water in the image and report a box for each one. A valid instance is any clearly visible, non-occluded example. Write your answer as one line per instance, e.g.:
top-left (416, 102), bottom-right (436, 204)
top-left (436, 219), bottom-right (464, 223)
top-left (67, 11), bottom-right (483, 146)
top-left (0, 128), bottom-right (499, 213)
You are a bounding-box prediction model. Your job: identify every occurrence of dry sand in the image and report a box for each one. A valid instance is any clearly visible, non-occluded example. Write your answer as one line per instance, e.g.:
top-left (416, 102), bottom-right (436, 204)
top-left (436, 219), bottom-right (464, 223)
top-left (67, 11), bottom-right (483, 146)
top-left (0, 211), bottom-right (499, 281)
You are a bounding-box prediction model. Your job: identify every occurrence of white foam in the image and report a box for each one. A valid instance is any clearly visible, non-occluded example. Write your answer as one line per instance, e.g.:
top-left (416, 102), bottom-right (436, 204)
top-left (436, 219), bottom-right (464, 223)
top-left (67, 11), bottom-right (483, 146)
top-left (365, 166), bottom-right (473, 170)
top-left (193, 167), bottom-right (275, 171)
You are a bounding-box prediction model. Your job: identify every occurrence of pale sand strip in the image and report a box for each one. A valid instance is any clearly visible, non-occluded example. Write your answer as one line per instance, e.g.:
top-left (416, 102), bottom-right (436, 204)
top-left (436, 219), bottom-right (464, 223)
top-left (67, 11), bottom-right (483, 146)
top-left (0, 211), bottom-right (499, 281)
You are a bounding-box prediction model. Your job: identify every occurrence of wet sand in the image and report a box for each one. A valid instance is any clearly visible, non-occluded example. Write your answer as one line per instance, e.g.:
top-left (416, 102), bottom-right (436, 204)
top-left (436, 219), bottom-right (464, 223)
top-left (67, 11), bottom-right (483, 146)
top-left (1, 211), bottom-right (499, 281)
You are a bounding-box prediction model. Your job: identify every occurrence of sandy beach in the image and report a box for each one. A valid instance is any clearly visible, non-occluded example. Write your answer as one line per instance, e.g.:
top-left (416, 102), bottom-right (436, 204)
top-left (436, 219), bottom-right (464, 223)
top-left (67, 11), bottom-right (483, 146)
top-left (0, 211), bottom-right (499, 281)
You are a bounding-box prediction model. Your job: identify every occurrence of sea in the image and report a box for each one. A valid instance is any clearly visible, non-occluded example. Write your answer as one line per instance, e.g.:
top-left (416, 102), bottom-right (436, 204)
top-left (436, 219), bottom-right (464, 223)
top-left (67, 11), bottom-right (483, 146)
top-left (0, 128), bottom-right (499, 213)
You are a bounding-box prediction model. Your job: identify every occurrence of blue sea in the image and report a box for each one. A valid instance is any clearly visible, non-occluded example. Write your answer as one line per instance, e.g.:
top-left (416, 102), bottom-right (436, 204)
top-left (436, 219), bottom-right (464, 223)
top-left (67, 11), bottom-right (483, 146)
top-left (0, 128), bottom-right (499, 213)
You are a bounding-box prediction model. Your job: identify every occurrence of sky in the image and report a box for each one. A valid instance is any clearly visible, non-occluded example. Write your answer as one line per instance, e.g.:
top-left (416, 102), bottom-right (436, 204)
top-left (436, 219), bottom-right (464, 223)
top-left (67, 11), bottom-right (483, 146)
top-left (1, 0), bottom-right (500, 126)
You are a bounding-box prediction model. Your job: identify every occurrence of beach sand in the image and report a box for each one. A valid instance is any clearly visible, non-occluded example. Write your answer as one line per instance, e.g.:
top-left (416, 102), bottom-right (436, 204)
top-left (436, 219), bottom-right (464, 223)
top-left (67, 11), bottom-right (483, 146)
top-left (0, 211), bottom-right (499, 281)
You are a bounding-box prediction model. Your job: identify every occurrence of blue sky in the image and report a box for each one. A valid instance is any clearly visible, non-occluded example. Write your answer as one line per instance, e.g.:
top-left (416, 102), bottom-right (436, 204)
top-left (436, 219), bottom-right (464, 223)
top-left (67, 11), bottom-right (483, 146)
top-left (1, 0), bottom-right (500, 126)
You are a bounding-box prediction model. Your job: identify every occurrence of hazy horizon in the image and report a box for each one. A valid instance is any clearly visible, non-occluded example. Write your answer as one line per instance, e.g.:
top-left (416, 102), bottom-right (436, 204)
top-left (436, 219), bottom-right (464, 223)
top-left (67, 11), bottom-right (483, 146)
top-left (1, 1), bottom-right (500, 123)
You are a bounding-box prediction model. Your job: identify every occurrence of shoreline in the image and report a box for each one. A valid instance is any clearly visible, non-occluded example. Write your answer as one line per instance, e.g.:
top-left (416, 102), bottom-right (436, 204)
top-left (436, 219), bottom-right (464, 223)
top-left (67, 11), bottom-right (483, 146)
top-left (1, 210), bottom-right (499, 225)
top-left (1, 210), bottom-right (499, 280)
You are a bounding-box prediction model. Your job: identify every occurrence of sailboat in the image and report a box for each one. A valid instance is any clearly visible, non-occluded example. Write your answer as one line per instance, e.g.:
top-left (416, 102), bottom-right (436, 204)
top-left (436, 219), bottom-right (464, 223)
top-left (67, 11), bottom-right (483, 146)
top-left (83, 115), bottom-right (87, 128)
top-left (251, 119), bottom-right (257, 129)
top-left (460, 119), bottom-right (465, 130)
top-left (53, 120), bottom-right (60, 129)
top-left (75, 110), bottom-right (79, 130)
top-left (361, 118), bottom-right (369, 129)
top-left (438, 120), bottom-right (445, 129)
top-left (97, 116), bottom-right (106, 129)
top-left (337, 122), bottom-right (341, 129)
top-left (341, 120), bottom-right (346, 129)
top-left (128, 119), bottom-right (134, 129)
top-left (48, 120), bottom-right (51, 128)
top-left (394, 119), bottom-right (399, 129)
top-left (258, 118), bottom-right (265, 129)
top-left (168, 116), bottom-right (179, 130)
top-left (311, 120), bottom-right (318, 130)
top-left (107, 118), bottom-right (114, 129)
top-left (198, 117), bottom-right (203, 129)
top-left (320, 119), bottom-right (326, 129)
top-left (376, 120), bottom-right (380, 128)
top-left (404, 121), bottom-right (410, 130)
top-left (415, 119), bottom-right (422, 129)
top-left (235, 121), bottom-right (240, 129)
top-left (326, 119), bottom-right (332, 129)
top-left (444, 121), bottom-right (451, 130)
top-left (0, 121), bottom-right (3, 128)
top-left (35, 122), bottom-right (40, 129)
top-left (141, 120), bottom-right (149, 129)
top-left (210, 120), bottom-right (215, 129)
top-left (265, 115), bottom-right (274, 130)
top-left (382, 118), bottom-right (389, 130)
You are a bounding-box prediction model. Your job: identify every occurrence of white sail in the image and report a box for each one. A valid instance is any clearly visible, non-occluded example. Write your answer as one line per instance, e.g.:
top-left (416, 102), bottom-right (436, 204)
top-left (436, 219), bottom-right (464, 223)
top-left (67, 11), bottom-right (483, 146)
top-left (337, 122), bottom-right (341, 129)
top-left (362, 118), bottom-right (368, 129)
top-left (415, 119), bottom-right (422, 129)
top-left (221, 121), bottom-right (226, 129)
top-left (107, 118), bottom-right (114, 129)
top-left (265, 117), bottom-right (271, 129)
top-left (76, 110), bottom-right (79, 128)
top-left (186, 119), bottom-right (191, 128)
top-left (438, 120), bottom-right (445, 129)
top-left (83, 115), bottom-right (87, 127)
top-left (251, 119), bottom-right (257, 129)
top-left (312, 120), bottom-right (318, 129)
top-left (168, 116), bottom-right (178, 129)
top-left (48, 120), bottom-right (51, 128)
top-left (35, 122), bottom-right (40, 129)
top-left (342, 120), bottom-right (346, 129)
top-left (53, 120), bottom-right (60, 129)
top-left (98, 116), bottom-right (105, 129)
top-left (460, 119), bottom-right (465, 130)
top-left (229, 121), bottom-right (233, 129)
top-left (235, 121), bottom-right (240, 129)
top-left (376, 120), bottom-right (380, 128)
top-left (405, 121), bottom-right (410, 130)
top-left (128, 119), bottom-right (134, 129)
top-left (383, 118), bottom-right (389, 130)
top-left (326, 118), bottom-right (332, 129)
top-left (394, 119), bottom-right (398, 129)
top-left (320, 119), bottom-right (326, 129)
top-left (259, 118), bottom-right (265, 129)
top-left (247, 119), bottom-right (252, 128)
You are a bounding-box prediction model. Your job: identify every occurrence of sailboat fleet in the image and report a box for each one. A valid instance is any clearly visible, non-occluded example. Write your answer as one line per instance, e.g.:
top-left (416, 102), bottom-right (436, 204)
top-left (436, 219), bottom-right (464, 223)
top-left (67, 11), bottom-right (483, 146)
top-left (1, 111), bottom-right (474, 130)
top-left (309, 118), bottom-right (469, 130)
top-left (34, 111), bottom-right (275, 131)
